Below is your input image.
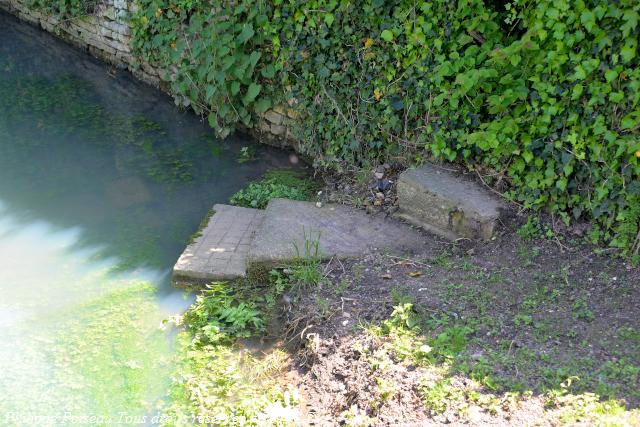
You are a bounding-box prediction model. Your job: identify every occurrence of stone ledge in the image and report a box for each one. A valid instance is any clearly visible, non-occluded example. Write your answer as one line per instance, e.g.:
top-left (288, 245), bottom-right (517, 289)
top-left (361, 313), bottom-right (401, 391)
top-left (172, 205), bottom-right (265, 286)
top-left (396, 164), bottom-right (505, 240)
top-left (246, 198), bottom-right (426, 271)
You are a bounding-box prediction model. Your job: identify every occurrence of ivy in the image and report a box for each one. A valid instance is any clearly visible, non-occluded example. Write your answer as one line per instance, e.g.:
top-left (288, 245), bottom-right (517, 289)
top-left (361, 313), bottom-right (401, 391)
top-left (117, 0), bottom-right (640, 255)
top-left (130, 0), bottom-right (278, 138)
top-left (29, 0), bottom-right (98, 18)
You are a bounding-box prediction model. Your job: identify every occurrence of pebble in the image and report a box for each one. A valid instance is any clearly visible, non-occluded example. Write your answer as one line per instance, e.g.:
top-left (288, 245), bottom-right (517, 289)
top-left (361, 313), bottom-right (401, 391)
top-left (376, 178), bottom-right (392, 191)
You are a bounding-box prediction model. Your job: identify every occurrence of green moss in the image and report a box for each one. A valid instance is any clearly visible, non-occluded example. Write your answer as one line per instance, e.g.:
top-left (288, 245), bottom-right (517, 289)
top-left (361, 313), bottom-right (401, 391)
top-left (186, 209), bottom-right (216, 245)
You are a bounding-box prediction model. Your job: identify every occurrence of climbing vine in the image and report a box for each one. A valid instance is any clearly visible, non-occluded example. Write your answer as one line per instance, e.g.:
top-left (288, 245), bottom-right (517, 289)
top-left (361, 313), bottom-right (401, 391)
top-left (29, 0), bottom-right (99, 18)
top-left (111, 0), bottom-right (640, 256)
top-left (130, 0), bottom-right (278, 138)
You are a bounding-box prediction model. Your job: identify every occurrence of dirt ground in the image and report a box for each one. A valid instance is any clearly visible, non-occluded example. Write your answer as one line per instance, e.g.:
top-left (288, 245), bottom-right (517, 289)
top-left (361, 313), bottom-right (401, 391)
top-left (273, 186), bottom-right (640, 426)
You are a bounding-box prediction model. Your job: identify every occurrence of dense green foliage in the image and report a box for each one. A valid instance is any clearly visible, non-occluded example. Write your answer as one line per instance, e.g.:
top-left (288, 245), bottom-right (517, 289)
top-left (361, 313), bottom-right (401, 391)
top-left (165, 281), bottom-right (297, 425)
top-left (130, 0), bottom-right (277, 138)
top-left (230, 169), bottom-right (315, 209)
top-left (130, 0), bottom-right (640, 256)
top-left (29, 0), bottom-right (97, 17)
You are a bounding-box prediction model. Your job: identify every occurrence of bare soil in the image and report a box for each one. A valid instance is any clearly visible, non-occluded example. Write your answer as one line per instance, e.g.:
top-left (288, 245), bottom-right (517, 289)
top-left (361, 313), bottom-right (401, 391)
top-left (276, 204), bottom-right (640, 426)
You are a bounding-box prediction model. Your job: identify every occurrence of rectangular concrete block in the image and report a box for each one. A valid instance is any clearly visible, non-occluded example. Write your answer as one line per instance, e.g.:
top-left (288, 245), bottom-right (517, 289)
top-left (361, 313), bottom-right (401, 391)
top-left (246, 199), bottom-right (426, 271)
top-left (396, 164), bottom-right (505, 240)
top-left (172, 204), bottom-right (265, 286)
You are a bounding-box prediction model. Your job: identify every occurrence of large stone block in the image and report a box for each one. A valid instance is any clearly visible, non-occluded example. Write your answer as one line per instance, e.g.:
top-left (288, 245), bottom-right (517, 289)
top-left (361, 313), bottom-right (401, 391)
top-left (396, 164), bottom-right (505, 240)
top-left (247, 199), bottom-right (426, 270)
top-left (172, 205), bottom-right (266, 286)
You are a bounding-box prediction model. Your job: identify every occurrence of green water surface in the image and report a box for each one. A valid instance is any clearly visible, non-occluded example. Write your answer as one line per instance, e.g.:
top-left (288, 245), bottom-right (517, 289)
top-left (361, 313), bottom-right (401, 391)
top-left (0, 12), bottom-right (294, 426)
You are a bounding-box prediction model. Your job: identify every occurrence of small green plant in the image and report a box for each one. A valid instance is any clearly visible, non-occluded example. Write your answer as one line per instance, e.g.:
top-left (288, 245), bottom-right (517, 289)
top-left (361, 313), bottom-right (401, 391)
top-left (183, 282), bottom-right (264, 342)
top-left (420, 379), bottom-right (465, 414)
top-left (230, 169), bottom-right (314, 209)
top-left (391, 287), bottom-right (416, 306)
top-left (289, 228), bottom-right (324, 287)
top-left (518, 215), bottom-right (556, 241)
top-left (332, 278), bottom-right (350, 296)
top-left (433, 250), bottom-right (453, 268)
top-left (315, 296), bottom-right (331, 318)
top-left (428, 325), bottom-right (473, 362)
top-left (572, 297), bottom-right (595, 322)
top-left (514, 314), bottom-right (533, 327)
top-left (376, 378), bottom-right (397, 402)
top-left (237, 146), bottom-right (257, 163)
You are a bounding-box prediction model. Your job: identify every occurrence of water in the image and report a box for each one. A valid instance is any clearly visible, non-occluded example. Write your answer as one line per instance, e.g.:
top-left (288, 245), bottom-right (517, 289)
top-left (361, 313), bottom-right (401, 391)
top-left (0, 12), bottom-right (295, 425)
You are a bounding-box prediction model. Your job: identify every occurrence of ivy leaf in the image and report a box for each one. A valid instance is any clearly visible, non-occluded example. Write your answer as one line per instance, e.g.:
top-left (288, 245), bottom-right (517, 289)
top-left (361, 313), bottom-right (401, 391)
top-left (243, 83), bottom-right (262, 105)
top-left (620, 111), bottom-right (640, 130)
top-left (254, 98), bottom-right (272, 114)
top-left (573, 65), bottom-right (587, 80)
top-left (207, 112), bottom-right (218, 129)
top-left (230, 81), bottom-right (241, 96)
top-left (237, 24), bottom-right (255, 44)
top-left (604, 69), bottom-right (618, 82)
top-left (381, 29), bottom-right (394, 42)
top-left (324, 13), bottom-right (335, 27)
top-left (580, 10), bottom-right (597, 33)
top-left (620, 43), bottom-right (636, 63)
top-left (261, 64), bottom-right (276, 79)
top-left (621, 10), bottom-right (639, 37)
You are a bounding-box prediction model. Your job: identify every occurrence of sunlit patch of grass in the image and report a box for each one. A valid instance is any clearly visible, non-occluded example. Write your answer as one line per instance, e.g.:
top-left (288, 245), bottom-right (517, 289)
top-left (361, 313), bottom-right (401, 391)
top-left (359, 302), bottom-right (640, 424)
top-left (549, 390), bottom-right (640, 426)
top-left (160, 281), bottom-right (299, 426)
top-left (162, 333), bottom-right (297, 426)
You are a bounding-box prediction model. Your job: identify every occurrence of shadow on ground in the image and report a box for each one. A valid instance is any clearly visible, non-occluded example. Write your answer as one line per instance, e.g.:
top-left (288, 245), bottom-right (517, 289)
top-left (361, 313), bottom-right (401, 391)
top-left (280, 218), bottom-right (640, 426)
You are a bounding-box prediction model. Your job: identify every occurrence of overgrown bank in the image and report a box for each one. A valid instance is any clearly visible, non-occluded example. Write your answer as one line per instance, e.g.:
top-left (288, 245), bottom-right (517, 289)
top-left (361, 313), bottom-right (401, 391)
top-left (126, 0), bottom-right (640, 258)
top-left (15, 0), bottom-right (640, 255)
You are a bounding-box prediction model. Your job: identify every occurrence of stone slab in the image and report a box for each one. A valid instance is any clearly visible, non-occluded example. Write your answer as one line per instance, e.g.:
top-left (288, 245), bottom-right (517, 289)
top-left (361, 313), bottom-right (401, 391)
top-left (247, 198), bottom-right (426, 269)
top-left (396, 164), bottom-right (505, 240)
top-left (172, 204), bottom-right (265, 285)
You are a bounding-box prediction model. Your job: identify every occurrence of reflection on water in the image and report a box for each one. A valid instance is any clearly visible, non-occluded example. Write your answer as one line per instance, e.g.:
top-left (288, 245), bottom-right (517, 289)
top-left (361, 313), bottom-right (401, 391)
top-left (0, 11), bottom-right (295, 423)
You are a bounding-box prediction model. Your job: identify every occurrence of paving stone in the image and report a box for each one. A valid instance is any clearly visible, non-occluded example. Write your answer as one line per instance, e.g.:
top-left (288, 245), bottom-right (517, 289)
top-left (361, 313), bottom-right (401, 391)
top-left (396, 164), bottom-right (505, 240)
top-left (247, 198), bottom-right (426, 270)
top-left (172, 204), bottom-right (265, 285)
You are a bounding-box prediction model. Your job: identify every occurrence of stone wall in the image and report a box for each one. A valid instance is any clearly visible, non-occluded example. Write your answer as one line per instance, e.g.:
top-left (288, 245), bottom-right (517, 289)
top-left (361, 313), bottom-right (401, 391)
top-left (0, 0), bottom-right (295, 147)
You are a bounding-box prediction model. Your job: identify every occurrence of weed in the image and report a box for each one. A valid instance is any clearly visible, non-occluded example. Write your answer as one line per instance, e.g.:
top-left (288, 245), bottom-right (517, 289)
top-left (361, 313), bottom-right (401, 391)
top-left (572, 297), bottom-right (595, 322)
top-left (433, 250), bottom-right (453, 268)
top-left (315, 296), bottom-right (331, 318)
top-left (518, 215), bottom-right (558, 240)
top-left (391, 287), bottom-right (415, 306)
top-left (184, 282), bottom-right (264, 341)
top-left (420, 379), bottom-right (464, 414)
top-left (289, 228), bottom-right (324, 287)
top-left (333, 278), bottom-right (350, 296)
top-left (237, 146), bottom-right (256, 163)
top-left (429, 325), bottom-right (473, 362)
top-left (517, 242), bottom-right (540, 266)
top-left (230, 169), bottom-right (315, 209)
top-left (375, 378), bottom-right (397, 402)
top-left (514, 314), bottom-right (533, 327)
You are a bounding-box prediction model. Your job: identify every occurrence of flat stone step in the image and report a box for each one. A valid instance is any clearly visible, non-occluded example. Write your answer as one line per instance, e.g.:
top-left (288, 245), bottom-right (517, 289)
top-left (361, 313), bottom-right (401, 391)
top-left (247, 198), bottom-right (426, 270)
top-left (396, 164), bottom-right (505, 240)
top-left (172, 204), bottom-right (265, 286)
